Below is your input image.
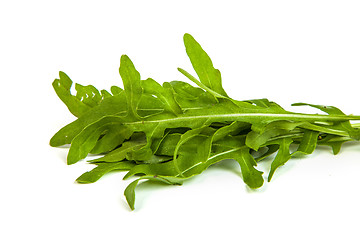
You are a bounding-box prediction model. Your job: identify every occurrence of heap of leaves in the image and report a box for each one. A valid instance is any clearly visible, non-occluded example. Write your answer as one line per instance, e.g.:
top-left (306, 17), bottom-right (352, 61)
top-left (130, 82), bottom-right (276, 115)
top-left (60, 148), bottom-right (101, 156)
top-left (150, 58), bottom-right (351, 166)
top-left (51, 33), bottom-right (360, 210)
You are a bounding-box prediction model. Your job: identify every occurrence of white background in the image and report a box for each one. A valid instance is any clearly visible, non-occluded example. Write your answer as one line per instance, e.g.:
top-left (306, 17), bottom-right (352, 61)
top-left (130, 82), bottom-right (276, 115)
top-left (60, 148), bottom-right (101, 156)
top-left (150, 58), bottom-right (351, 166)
top-left (1, 1), bottom-right (360, 239)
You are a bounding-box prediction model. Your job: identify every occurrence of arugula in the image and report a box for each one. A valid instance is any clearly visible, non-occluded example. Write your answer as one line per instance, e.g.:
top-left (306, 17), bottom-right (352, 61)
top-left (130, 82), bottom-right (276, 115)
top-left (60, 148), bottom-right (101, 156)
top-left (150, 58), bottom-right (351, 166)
top-left (51, 33), bottom-right (360, 210)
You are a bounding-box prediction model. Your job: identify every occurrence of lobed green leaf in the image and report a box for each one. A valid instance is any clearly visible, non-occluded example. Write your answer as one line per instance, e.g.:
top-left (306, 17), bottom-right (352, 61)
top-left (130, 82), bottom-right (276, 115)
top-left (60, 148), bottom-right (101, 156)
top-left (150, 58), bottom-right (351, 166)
top-left (182, 33), bottom-right (228, 98)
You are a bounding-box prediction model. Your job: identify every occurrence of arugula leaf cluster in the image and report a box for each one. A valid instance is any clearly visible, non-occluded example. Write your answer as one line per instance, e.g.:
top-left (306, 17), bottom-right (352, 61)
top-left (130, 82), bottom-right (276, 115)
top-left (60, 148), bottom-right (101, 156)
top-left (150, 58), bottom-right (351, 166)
top-left (51, 33), bottom-right (360, 210)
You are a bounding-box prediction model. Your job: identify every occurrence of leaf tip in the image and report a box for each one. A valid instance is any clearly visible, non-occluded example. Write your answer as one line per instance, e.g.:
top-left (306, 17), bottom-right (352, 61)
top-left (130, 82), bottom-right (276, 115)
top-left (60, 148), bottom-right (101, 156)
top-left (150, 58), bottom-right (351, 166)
top-left (58, 71), bottom-right (66, 78)
top-left (183, 33), bottom-right (193, 41)
top-left (49, 136), bottom-right (57, 147)
top-left (267, 171), bottom-right (274, 182)
top-left (120, 54), bottom-right (129, 61)
top-left (66, 153), bottom-right (79, 165)
top-left (75, 173), bottom-right (94, 184)
top-left (124, 180), bottom-right (139, 211)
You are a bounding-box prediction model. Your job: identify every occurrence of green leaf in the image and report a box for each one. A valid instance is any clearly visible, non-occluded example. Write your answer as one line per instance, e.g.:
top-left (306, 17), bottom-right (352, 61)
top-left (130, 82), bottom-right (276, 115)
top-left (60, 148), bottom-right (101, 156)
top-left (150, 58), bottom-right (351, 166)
top-left (119, 55), bottom-right (143, 120)
top-left (76, 161), bottom-right (135, 184)
top-left (88, 133), bottom-right (147, 163)
top-left (295, 130), bottom-right (319, 155)
top-left (124, 178), bottom-right (139, 210)
top-left (141, 78), bottom-right (182, 115)
top-left (52, 72), bottom-right (91, 117)
top-left (175, 133), bottom-right (215, 177)
top-left (124, 175), bottom-right (184, 210)
top-left (52, 72), bottom-right (114, 118)
top-left (268, 138), bottom-right (293, 182)
top-left (246, 121), bottom-right (302, 151)
top-left (235, 148), bottom-right (264, 188)
top-left (318, 134), bottom-right (350, 155)
top-left (90, 124), bottom-right (134, 154)
top-left (293, 102), bottom-right (360, 140)
top-left (211, 135), bottom-right (264, 188)
top-left (50, 92), bottom-right (127, 147)
top-left (67, 116), bottom-right (127, 165)
top-left (182, 33), bottom-right (228, 98)
top-left (172, 127), bottom-right (211, 176)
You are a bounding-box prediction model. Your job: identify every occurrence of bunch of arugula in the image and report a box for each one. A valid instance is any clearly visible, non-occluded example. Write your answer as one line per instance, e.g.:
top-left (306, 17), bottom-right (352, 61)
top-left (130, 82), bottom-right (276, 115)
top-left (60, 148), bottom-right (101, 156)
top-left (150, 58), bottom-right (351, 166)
top-left (50, 33), bottom-right (360, 210)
